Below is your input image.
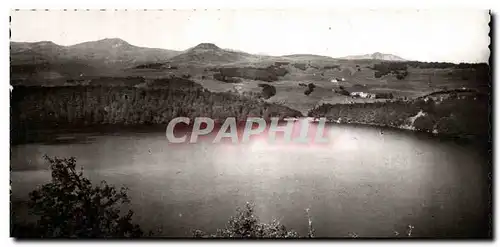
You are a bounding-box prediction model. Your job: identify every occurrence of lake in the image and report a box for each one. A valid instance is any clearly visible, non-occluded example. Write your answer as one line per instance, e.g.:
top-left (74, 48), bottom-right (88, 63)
top-left (10, 123), bottom-right (491, 238)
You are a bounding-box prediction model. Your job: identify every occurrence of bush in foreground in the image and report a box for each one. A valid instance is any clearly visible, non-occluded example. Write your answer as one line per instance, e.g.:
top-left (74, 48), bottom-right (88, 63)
top-left (193, 202), bottom-right (314, 238)
top-left (12, 156), bottom-right (143, 238)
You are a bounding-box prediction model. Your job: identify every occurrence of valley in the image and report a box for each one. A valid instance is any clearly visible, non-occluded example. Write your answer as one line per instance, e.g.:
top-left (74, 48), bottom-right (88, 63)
top-left (10, 38), bottom-right (491, 139)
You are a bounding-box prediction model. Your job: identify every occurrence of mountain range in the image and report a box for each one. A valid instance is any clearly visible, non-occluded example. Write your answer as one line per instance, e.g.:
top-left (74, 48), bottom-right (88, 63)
top-left (11, 38), bottom-right (180, 67)
top-left (10, 38), bottom-right (407, 80)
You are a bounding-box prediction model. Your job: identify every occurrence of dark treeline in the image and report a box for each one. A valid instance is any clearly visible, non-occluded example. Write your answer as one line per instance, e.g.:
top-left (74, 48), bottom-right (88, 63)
top-left (406, 61), bottom-right (490, 82)
top-left (10, 85), bottom-right (302, 143)
top-left (308, 92), bottom-right (489, 138)
top-left (213, 73), bottom-right (243, 83)
top-left (371, 61), bottom-right (490, 80)
top-left (134, 63), bottom-right (170, 69)
top-left (404, 61), bottom-right (490, 70)
top-left (368, 60), bottom-right (489, 70)
top-left (142, 77), bottom-right (200, 89)
top-left (292, 63), bottom-right (307, 70)
top-left (373, 62), bottom-right (409, 79)
top-left (11, 61), bottom-right (101, 81)
top-left (274, 61), bottom-right (290, 66)
top-left (75, 76), bottom-right (200, 88)
top-left (323, 65), bottom-right (341, 70)
top-left (213, 66), bottom-right (288, 82)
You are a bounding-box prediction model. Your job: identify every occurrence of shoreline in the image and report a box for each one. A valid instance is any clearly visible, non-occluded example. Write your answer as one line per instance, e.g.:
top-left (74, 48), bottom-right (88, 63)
top-left (10, 118), bottom-right (488, 146)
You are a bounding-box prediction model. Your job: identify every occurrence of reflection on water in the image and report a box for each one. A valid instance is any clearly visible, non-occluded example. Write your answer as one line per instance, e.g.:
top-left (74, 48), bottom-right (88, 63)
top-left (10, 124), bottom-right (491, 237)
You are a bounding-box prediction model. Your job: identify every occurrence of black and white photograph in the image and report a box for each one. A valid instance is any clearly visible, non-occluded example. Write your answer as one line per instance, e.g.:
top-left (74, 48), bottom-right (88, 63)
top-left (8, 8), bottom-right (492, 239)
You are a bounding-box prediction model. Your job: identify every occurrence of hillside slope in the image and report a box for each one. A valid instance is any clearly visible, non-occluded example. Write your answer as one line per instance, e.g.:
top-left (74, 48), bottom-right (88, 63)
top-left (166, 43), bottom-right (263, 65)
top-left (10, 39), bottom-right (181, 81)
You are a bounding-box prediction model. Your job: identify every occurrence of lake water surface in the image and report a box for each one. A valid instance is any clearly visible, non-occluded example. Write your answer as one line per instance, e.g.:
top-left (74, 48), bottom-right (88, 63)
top-left (11, 124), bottom-right (491, 238)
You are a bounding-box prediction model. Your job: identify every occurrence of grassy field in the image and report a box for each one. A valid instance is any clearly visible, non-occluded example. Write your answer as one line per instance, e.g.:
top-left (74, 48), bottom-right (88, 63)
top-left (167, 59), bottom-right (489, 117)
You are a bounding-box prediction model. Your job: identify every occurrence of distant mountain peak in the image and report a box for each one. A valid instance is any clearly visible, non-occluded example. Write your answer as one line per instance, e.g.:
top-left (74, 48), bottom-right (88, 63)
top-left (192, 43), bottom-right (220, 50)
top-left (97, 38), bottom-right (130, 46)
top-left (340, 52), bottom-right (406, 61)
top-left (69, 38), bottom-right (132, 50)
top-left (33, 41), bottom-right (57, 46)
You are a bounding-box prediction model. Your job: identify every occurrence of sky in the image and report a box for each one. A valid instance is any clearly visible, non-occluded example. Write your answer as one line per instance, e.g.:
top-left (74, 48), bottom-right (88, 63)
top-left (10, 9), bottom-right (490, 63)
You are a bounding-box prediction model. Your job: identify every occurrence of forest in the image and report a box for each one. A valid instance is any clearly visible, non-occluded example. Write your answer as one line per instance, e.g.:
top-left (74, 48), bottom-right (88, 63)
top-left (308, 91), bottom-right (490, 138)
top-left (10, 85), bottom-right (302, 143)
top-left (213, 65), bottom-right (289, 83)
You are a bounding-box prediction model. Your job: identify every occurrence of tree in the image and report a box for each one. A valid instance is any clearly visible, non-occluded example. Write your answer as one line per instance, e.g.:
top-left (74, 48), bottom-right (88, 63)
top-left (304, 83), bottom-right (316, 96)
top-left (258, 84), bottom-right (277, 99)
top-left (18, 156), bottom-right (143, 238)
top-left (396, 70), bottom-right (409, 80)
top-left (193, 202), bottom-right (313, 238)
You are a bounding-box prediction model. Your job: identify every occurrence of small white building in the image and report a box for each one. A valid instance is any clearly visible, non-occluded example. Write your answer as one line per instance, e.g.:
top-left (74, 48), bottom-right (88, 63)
top-left (350, 92), bottom-right (368, 98)
top-left (351, 91), bottom-right (375, 99)
top-left (330, 79), bottom-right (338, 83)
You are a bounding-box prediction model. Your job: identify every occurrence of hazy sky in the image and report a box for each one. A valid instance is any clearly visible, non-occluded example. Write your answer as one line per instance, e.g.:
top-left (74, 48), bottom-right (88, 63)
top-left (10, 9), bottom-right (490, 63)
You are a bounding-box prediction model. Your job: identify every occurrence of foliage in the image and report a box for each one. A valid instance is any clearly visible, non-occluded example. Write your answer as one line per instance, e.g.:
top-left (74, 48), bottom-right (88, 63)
top-left (10, 85), bottom-right (303, 143)
top-left (293, 63), bottom-right (307, 70)
top-left (193, 202), bottom-right (314, 238)
top-left (13, 156), bottom-right (143, 238)
top-left (308, 92), bottom-right (489, 138)
top-left (334, 86), bottom-right (350, 96)
top-left (304, 83), bottom-right (316, 96)
top-left (375, 92), bottom-right (394, 99)
top-left (258, 84), bottom-right (277, 99)
top-left (323, 65), bottom-right (340, 70)
top-left (395, 70), bottom-right (409, 80)
top-left (404, 61), bottom-right (489, 70)
top-left (213, 73), bottom-right (242, 83)
top-left (274, 61), bottom-right (290, 66)
top-left (215, 67), bottom-right (285, 82)
top-left (134, 63), bottom-right (165, 69)
top-left (266, 65), bottom-right (289, 77)
top-left (374, 71), bottom-right (384, 78)
top-left (144, 77), bottom-right (200, 89)
top-left (371, 61), bottom-right (489, 82)
top-left (373, 62), bottom-right (408, 79)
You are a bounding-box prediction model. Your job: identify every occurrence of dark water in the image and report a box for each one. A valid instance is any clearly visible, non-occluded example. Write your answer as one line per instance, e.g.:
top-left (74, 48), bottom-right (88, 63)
top-left (10, 124), bottom-right (491, 238)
